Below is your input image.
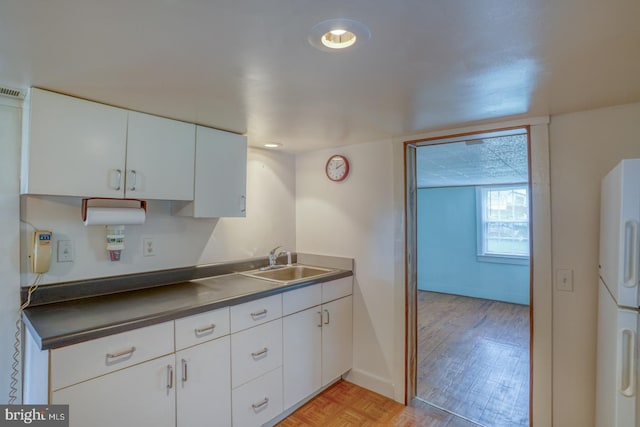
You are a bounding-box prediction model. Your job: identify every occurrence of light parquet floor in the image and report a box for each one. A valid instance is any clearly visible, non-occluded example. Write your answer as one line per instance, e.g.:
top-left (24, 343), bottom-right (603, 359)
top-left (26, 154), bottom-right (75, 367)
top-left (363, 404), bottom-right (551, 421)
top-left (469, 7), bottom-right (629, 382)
top-left (417, 291), bottom-right (530, 427)
top-left (278, 380), bottom-right (479, 427)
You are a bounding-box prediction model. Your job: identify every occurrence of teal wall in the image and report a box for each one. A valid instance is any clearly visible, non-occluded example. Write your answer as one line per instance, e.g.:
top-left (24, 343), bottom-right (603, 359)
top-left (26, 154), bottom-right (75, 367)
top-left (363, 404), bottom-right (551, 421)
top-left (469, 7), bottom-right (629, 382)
top-left (417, 187), bottom-right (530, 305)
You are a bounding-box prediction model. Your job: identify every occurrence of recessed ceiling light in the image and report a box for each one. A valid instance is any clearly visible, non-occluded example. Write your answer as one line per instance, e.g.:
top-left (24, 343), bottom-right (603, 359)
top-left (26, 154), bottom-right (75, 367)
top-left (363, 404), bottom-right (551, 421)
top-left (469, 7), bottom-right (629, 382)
top-left (264, 143), bottom-right (282, 148)
top-left (308, 19), bottom-right (371, 52)
top-left (321, 29), bottom-right (357, 49)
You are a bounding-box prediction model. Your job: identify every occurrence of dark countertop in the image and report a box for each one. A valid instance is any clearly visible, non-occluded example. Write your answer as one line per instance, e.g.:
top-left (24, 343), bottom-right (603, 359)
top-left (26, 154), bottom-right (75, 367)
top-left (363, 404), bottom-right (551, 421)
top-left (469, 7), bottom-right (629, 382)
top-left (23, 269), bottom-right (352, 350)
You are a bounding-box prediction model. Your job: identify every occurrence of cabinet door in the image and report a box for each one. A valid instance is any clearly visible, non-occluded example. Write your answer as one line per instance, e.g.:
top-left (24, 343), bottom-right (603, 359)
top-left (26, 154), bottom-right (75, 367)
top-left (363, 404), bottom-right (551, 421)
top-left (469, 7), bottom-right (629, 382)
top-left (231, 319), bottom-right (282, 388)
top-left (232, 367), bottom-right (283, 427)
top-left (176, 336), bottom-right (231, 427)
top-left (322, 295), bottom-right (353, 386)
top-left (23, 88), bottom-right (128, 197)
top-left (126, 111), bottom-right (195, 200)
top-left (192, 126), bottom-right (247, 217)
top-left (283, 307), bottom-right (322, 409)
top-left (51, 354), bottom-right (175, 427)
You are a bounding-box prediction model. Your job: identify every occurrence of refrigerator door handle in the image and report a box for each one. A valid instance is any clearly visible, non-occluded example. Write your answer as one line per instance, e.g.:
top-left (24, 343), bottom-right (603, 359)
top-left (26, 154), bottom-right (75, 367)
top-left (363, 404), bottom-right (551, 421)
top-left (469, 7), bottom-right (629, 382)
top-left (619, 328), bottom-right (636, 397)
top-left (623, 221), bottom-right (638, 287)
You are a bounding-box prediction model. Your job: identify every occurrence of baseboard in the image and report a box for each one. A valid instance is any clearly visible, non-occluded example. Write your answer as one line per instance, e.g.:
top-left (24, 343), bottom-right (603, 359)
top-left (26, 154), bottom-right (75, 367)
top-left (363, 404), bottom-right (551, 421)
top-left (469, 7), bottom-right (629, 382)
top-left (344, 368), bottom-right (397, 401)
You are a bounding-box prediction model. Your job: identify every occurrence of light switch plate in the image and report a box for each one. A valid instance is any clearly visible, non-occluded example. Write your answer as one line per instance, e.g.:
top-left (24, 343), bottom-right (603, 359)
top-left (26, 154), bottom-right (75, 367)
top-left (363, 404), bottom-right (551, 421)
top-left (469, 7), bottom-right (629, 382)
top-left (556, 268), bottom-right (573, 292)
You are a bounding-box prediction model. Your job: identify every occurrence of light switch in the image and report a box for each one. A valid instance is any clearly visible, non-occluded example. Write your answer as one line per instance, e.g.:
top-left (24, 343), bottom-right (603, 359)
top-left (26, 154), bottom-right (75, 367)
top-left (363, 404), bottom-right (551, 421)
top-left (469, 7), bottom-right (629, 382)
top-left (556, 268), bottom-right (573, 292)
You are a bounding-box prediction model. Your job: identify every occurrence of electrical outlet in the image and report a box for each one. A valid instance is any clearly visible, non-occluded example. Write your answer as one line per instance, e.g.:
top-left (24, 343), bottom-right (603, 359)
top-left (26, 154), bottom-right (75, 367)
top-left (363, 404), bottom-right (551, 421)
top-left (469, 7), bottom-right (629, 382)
top-left (556, 268), bottom-right (573, 292)
top-left (143, 238), bottom-right (155, 257)
top-left (57, 240), bottom-right (74, 262)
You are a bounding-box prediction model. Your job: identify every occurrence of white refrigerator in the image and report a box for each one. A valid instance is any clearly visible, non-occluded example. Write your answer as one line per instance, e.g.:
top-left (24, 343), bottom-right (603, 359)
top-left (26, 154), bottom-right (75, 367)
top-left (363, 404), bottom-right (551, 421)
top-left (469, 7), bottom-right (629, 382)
top-left (597, 158), bottom-right (640, 427)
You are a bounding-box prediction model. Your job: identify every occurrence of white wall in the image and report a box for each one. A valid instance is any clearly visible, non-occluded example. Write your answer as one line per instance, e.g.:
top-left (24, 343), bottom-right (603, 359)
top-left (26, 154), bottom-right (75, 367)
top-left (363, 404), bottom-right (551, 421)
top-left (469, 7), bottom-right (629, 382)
top-left (0, 98), bottom-right (23, 403)
top-left (296, 139), bottom-right (404, 399)
top-left (549, 102), bottom-right (640, 427)
top-left (20, 147), bottom-right (296, 285)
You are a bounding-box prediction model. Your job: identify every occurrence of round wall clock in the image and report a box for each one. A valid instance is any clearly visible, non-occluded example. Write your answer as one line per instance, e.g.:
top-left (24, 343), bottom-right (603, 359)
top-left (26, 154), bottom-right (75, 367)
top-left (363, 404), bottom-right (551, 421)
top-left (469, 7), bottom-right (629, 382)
top-left (325, 154), bottom-right (350, 182)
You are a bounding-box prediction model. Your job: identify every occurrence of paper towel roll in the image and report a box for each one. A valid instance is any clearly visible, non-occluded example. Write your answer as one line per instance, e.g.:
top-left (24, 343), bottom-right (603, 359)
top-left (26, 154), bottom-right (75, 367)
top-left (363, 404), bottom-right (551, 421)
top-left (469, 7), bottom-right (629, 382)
top-left (83, 207), bottom-right (146, 226)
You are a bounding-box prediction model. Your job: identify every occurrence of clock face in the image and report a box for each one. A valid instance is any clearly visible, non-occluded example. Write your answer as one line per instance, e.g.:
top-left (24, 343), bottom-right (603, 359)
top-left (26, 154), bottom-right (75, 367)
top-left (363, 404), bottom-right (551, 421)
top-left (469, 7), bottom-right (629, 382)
top-left (325, 155), bottom-right (349, 182)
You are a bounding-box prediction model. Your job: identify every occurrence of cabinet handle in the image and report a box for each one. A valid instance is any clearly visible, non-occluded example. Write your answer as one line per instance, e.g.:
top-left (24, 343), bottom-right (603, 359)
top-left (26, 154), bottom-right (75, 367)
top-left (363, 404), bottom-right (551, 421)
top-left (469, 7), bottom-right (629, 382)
top-left (241, 195), bottom-right (246, 213)
top-left (251, 397), bottom-right (269, 410)
top-left (250, 309), bottom-right (267, 318)
top-left (106, 346), bottom-right (136, 359)
top-left (324, 309), bottom-right (330, 325)
top-left (251, 347), bottom-right (268, 358)
top-left (128, 170), bottom-right (137, 191)
top-left (181, 358), bottom-right (188, 383)
top-left (195, 324), bottom-right (216, 335)
top-left (114, 169), bottom-right (122, 191)
top-left (317, 311), bottom-right (323, 327)
top-left (167, 365), bottom-right (174, 390)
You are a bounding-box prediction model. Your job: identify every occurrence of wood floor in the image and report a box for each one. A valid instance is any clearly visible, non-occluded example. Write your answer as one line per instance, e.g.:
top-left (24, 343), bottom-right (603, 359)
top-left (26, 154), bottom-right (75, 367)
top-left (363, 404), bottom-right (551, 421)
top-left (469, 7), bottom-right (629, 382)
top-left (279, 292), bottom-right (529, 426)
top-left (278, 380), bottom-right (480, 426)
top-left (417, 291), bottom-right (530, 427)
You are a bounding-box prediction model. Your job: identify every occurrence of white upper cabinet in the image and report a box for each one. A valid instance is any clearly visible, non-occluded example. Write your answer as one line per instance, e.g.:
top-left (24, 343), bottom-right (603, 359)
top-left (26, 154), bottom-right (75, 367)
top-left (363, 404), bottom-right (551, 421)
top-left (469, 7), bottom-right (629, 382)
top-left (126, 111), bottom-right (195, 200)
top-left (22, 88), bottom-right (128, 197)
top-left (174, 126), bottom-right (247, 218)
top-left (22, 88), bottom-right (196, 200)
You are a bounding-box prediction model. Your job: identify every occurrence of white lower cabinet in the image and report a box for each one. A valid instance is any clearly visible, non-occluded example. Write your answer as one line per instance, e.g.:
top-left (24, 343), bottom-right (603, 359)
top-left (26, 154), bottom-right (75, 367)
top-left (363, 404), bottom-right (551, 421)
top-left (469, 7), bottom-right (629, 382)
top-left (232, 367), bottom-right (283, 427)
top-left (26, 275), bottom-right (352, 427)
top-left (52, 354), bottom-right (176, 427)
top-left (282, 278), bottom-right (353, 410)
top-left (231, 319), bottom-right (282, 388)
top-left (283, 307), bottom-right (322, 409)
top-left (230, 314), bottom-right (283, 427)
top-left (176, 336), bottom-right (231, 427)
top-left (321, 295), bottom-right (353, 385)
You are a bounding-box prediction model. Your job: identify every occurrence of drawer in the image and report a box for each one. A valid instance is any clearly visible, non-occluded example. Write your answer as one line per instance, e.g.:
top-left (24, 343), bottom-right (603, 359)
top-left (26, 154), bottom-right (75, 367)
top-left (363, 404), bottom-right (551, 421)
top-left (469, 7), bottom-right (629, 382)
top-left (50, 321), bottom-right (174, 391)
top-left (321, 276), bottom-right (353, 303)
top-left (231, 319), bottom-right (282, 388)
top-left (232, 367), bottom-right (283, 427)
top-left (230, 294), bottom-right (281, 333)
top-left (175, 306), bottom-right (230, 350)
top-left (282, 284), bottom-right (321, 316)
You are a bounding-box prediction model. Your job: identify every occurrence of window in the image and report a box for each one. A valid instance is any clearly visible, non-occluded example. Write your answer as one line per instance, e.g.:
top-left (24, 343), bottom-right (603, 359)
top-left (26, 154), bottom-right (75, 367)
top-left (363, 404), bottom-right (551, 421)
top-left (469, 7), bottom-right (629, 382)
top-left (477, 185), bottom-right (529, 263)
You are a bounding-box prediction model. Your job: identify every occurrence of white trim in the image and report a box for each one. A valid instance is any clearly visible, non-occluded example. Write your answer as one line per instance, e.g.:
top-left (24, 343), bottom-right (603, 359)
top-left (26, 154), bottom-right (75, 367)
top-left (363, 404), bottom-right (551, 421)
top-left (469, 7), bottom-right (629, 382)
top-left (0, 96), bottom-right (23, 108)
top-left (403, 119), bottom-right (552, 425)
top-left (345, 368), bottom-right (396, 400)
top-left (476, 184), bottom-right (530, 261)
top-left (405, 115), bottom-right (550, 143)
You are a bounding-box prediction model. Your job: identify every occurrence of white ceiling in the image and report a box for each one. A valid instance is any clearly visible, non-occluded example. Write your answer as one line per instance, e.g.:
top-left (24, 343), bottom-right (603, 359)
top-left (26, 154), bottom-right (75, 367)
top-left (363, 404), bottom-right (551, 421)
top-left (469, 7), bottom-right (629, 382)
top-left (416, 131), bottom-right (529, 188)
top-left (1, 0), bottom-right (639, 153)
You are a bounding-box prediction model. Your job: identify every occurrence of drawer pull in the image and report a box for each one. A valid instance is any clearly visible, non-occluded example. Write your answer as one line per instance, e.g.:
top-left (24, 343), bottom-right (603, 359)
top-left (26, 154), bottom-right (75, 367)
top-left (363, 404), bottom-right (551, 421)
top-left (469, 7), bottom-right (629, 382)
top-left (167, 365), bottom-right (174, 390)
top-left (251, 347), bottom-right (268, 358)
top-left (181, 358), bottom-right (188, 383)
top-left (114, 169), bottom-right (122, 191)
top-left (195, 324), bottom-right (216, 335)
top-left (128, 169), bottom-right (137, 191)
top-left (250, 309), bottom-right (268, 318)
top-left (106, 346), bottom-right (136, 360)
top-left (251, 397), bottom-right (269, 410)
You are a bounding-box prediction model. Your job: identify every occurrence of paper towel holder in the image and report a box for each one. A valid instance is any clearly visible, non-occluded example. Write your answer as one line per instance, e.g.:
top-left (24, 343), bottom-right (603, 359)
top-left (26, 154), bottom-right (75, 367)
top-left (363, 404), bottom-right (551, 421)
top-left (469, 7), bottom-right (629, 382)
top-left (81, 198), bottom-right (147, 223)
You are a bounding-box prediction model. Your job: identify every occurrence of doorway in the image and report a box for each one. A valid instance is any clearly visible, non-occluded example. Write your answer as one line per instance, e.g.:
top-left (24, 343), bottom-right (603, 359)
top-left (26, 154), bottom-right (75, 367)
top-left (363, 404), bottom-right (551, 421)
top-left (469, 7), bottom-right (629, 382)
top-left (407, 127), bottom-right (532, 426)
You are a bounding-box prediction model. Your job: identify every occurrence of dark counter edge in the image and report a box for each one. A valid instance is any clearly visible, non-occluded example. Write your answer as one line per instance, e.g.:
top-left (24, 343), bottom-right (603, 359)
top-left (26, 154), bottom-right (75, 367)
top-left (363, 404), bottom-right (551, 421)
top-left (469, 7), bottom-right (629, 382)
top-left (22, 269), bottom-right (353, 351)
top-left (21, 253), bottom-right (298, 307)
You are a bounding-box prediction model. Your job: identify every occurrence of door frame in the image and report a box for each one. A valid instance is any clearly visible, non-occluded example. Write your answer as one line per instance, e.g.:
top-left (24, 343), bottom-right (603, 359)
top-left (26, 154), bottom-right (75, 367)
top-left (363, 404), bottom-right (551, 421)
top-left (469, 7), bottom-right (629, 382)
top-left (403, 119), bottom-right (552, 426)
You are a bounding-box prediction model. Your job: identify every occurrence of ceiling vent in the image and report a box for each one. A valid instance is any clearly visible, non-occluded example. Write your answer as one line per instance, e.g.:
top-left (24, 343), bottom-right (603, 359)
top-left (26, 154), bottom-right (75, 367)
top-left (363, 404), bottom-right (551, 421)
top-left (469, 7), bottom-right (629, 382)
top-left (0, 86), bottom-right (26, 99)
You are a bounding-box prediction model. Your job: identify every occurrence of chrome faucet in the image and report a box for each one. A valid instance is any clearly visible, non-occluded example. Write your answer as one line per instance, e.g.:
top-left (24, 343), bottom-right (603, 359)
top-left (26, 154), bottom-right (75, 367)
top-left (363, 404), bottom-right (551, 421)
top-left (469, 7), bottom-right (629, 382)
top-left (267, 246), bottom-right (292, 269)
top-left (268, 246), bottom-right (281, 267)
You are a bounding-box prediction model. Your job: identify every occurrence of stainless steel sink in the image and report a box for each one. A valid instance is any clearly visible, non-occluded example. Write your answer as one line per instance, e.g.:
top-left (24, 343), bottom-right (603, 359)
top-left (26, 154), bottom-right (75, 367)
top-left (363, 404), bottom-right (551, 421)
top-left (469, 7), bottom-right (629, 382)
top-left (241, 265), bottom-right (334, 283)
